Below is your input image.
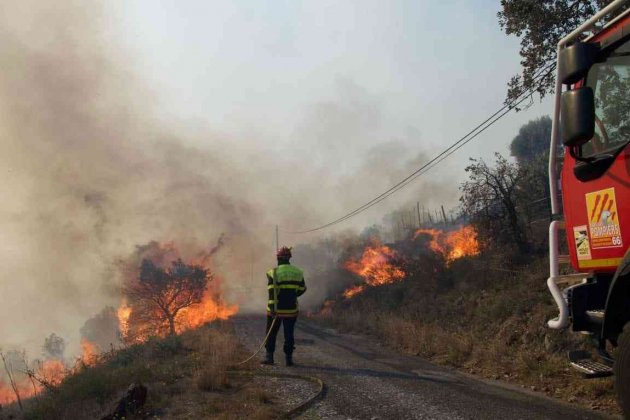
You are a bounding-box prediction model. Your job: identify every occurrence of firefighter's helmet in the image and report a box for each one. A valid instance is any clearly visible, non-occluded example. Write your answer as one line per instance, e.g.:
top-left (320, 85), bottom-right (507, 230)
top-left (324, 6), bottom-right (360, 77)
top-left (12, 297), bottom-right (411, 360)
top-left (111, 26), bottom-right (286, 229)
top-left (276, 246), bottom-right (292, 259)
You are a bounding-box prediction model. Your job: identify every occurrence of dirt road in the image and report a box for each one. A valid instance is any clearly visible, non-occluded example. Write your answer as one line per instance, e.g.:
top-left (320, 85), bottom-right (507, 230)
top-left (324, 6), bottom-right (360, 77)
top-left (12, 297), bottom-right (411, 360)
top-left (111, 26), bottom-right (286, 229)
top-left (233, 316), bottom-right (613, 420)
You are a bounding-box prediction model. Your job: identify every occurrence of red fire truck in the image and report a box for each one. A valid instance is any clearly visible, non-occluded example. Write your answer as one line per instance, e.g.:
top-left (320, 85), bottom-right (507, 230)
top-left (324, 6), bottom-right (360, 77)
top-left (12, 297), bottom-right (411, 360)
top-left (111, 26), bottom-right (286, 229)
top-left (546, 0), bottom-right (630, 413)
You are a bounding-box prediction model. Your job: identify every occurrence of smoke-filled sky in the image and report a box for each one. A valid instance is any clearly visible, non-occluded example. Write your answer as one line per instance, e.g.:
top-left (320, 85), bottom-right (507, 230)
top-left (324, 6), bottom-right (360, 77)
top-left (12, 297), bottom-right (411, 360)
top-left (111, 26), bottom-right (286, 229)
top-left (0, 0), bottom-right (551, 355)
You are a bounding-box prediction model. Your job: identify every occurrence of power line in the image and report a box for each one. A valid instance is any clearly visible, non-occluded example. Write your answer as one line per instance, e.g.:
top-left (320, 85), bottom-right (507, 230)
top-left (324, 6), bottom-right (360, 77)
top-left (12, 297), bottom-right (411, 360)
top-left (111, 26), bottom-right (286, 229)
top-left (286, 62), bottom-right (557, 234)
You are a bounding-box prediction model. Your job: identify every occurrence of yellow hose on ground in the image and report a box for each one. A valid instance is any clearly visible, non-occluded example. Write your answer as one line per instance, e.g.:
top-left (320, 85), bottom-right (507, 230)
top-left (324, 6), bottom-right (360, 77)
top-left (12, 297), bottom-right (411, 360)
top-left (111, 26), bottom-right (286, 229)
top-left (233, 316), bottom-right (278, 366)
top-left (234, 267), bottom-right (280, 366)
top-left (227, 370), bottom-right (325, 419)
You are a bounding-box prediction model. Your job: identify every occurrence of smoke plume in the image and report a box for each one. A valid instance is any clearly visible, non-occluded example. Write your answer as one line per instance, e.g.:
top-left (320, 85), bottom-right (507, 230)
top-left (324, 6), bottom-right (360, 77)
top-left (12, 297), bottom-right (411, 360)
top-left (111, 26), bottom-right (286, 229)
top-left (0, 1), bottom-right (456, 356)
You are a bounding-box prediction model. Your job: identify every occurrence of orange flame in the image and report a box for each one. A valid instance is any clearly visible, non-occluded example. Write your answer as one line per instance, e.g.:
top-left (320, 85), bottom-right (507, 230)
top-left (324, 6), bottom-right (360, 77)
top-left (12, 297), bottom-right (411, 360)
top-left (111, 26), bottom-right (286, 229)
top-left (0, 242), bottom-right (239, 407)
top-left (415, 225), bottom-right (480, 263)
top-left (343, 241), bottom-right (405, 298)
top-left (118, 242), bottom-right (240, 344)
top-left (343, 285), bottom-right (366, 298)
top-left (80, 338), bottom-right (99, 366)
top-left (176, 290), bottom-right (239, 332)
top-left (0, 380), bottom-right (36, 405)
top-left (117, 300), bottom-right (132, 341)
top-left (318, 300), bottom-right (336, 317)
top-left (0, 358), bottom-right (68, 405)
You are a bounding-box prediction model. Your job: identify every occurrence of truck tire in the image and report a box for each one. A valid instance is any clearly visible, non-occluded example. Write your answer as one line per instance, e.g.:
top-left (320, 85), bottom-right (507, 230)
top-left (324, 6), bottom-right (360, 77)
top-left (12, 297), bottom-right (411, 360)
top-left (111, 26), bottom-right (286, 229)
top-left (616, 322), bottom-right (630, 418)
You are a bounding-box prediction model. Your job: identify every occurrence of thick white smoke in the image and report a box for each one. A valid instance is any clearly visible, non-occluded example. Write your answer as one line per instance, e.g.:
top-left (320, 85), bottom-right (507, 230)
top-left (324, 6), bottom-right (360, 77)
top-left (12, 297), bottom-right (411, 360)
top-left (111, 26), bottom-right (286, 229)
top-left (0, 1), bottom-right (456, 356)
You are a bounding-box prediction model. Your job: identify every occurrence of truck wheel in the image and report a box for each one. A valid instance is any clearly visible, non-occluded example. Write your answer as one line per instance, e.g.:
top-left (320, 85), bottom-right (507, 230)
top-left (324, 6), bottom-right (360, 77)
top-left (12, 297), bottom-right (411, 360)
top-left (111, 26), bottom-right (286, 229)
top-left (616, 322), bottom-right (630, 418)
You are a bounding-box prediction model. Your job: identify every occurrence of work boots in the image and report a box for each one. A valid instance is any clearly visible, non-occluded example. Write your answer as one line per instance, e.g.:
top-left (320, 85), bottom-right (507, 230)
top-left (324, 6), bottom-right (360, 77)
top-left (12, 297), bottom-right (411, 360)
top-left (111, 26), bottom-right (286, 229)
top-left (261, 352), bottom-right (274, 365)
top-left (285, 354), bottom-right (294, 367)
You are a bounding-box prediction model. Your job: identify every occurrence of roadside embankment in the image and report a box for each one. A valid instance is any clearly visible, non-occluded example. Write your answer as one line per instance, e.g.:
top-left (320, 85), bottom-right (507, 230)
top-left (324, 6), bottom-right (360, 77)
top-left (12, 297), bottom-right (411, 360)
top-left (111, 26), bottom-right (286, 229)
top-left (315, 252), bottom-right (620, 416)
top-left (6, 324), bottom-right (279, 420)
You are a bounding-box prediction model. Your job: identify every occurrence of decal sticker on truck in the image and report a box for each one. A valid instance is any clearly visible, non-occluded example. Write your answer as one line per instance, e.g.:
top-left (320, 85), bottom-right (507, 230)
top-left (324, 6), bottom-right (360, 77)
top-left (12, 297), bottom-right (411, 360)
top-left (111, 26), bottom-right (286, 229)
top-left (585, 187), bottom-right (623, 249)
top-left (573, 225), bottom-right (591, 260)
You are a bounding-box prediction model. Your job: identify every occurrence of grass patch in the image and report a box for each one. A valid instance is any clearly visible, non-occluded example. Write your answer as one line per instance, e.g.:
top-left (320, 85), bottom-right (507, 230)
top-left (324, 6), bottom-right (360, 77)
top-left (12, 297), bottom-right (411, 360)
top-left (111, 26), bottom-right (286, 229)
top-left (13, 323), bottom-right (275, 420)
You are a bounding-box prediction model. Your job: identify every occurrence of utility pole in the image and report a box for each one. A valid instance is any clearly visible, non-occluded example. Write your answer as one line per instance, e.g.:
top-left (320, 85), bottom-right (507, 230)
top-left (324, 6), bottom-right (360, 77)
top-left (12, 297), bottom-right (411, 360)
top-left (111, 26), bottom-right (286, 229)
top-left (416, 202), bottom-right (421, 228)
top-left (250, 249), bottom-right (254, 284)
top-left (441, 205), bottom-right (448, 225)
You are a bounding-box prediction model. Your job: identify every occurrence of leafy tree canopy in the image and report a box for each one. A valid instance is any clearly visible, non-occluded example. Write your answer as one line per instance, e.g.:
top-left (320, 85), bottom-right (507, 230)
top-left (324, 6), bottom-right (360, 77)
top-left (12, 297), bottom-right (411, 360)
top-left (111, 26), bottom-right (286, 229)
top-left (498, 0), bottom-right (617, 103)
top-left (510, 115), bottom-right (552, 163)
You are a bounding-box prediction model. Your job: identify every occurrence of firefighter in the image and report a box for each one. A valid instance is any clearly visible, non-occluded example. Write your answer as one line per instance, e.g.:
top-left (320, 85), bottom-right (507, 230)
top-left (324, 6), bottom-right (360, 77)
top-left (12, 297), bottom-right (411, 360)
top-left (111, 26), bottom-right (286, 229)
top-left (261, 246), bottom-right (307, 366)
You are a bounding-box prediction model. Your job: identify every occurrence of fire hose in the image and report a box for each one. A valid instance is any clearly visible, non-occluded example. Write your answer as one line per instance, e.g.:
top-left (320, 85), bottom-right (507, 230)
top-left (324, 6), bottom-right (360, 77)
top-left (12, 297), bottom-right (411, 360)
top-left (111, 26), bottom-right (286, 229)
top-left (232, 267), bottom-right (281, 366)
top-left (227, 318), bottom-right (325, 418)
top-left (227, 370), bottom-right (325, 419)
top-left (227, 268), bottom-right (325, 418)
top-left (233, 316), bottom-right (279, 366)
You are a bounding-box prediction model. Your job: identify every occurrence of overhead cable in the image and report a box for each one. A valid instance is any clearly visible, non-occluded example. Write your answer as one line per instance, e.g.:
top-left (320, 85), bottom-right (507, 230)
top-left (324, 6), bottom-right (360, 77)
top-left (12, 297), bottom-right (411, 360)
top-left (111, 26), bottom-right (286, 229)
top-left (286, 62), bottom-right (557, 234)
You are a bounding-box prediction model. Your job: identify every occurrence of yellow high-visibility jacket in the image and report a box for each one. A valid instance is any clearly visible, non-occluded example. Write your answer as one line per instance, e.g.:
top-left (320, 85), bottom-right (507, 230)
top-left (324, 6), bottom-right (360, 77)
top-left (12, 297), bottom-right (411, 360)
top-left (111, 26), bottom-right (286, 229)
top-left (267, 263), bottom-right (306, 317)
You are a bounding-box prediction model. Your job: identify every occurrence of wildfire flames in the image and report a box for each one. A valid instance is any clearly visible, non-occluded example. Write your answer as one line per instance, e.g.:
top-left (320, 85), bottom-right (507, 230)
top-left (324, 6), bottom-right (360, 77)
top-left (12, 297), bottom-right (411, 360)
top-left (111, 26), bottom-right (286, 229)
top-left (414, 225), bottom-right (480, 263)
top-left (0, 241), bottom-right (238, 406)
top-left (80, 338), bottom-right (99, 366)
top-left (119, 240), bottom-right (238, 344)
top-left (343, 241), bottom-right (405, 298)
top-left (117, 300), bottom-right (132, 340)
top-left (0, 349), bottom-right (96, 405)
top-left (341, 225), bottom-right (480, 299)
top-left (343, 285), bottom-right (366, 298)
top-left (176, 290), bottom-right (239, 331)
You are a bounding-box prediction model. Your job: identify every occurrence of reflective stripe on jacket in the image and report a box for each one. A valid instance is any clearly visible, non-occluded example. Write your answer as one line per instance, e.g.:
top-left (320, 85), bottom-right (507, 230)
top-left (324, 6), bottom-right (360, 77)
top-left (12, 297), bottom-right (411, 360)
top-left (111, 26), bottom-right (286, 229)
top-left (267, 263), bottom-right (306, 317)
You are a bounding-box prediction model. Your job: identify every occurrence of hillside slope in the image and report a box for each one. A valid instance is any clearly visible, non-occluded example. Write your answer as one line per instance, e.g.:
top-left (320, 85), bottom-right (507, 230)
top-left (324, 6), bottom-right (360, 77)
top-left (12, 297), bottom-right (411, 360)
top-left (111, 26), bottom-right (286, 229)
top-left (316, 251), bottom-right (619, 416)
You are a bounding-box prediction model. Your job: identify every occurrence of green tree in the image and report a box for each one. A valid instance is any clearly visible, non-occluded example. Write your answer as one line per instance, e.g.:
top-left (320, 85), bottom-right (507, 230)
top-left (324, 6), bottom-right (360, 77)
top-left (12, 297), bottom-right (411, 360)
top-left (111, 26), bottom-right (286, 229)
top-left (510, 115), bottom-right (552, 163)
top-left (497, 0), bottom-right (619, 103)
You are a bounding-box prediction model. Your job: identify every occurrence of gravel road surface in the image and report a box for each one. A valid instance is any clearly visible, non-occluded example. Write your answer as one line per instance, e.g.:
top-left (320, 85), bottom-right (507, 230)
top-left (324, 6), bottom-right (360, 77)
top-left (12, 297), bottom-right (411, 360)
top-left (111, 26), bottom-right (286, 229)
top-left (233, 316), bottom-right (614, 420)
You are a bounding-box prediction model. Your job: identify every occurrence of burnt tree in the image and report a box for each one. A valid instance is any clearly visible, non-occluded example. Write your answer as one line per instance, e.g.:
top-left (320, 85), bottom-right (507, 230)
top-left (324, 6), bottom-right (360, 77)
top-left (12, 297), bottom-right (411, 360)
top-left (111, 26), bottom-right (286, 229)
top-left (42, 333), bottom-right (65, 360)
top-left (460, 154), bottom-right (529, 252)
top-left (126, 259), bottom-right (210, 337)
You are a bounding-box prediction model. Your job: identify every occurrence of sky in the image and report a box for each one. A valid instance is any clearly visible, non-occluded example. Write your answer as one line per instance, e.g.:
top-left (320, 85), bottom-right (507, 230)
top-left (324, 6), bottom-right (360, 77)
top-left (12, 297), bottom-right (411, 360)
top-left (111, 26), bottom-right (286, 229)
top-left (110, 0), bottom-right (552, 224)
top-left (0, 0), bottom-right (555, 355)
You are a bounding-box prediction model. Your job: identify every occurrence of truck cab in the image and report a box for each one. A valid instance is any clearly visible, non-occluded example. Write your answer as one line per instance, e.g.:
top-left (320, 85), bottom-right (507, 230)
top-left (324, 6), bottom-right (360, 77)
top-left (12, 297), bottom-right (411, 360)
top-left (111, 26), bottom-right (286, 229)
top-left (546, 1), bottom-right (630, 414)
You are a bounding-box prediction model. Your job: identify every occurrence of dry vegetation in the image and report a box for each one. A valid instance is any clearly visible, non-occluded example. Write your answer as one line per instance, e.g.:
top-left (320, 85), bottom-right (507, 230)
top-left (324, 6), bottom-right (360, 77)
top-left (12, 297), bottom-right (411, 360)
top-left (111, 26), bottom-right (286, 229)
top-left (305, 115), bottom-right (622, 415)
top-left (1, 324), bottom-right (278, 420)
top-left (316, 250), bottom-right (620, 415)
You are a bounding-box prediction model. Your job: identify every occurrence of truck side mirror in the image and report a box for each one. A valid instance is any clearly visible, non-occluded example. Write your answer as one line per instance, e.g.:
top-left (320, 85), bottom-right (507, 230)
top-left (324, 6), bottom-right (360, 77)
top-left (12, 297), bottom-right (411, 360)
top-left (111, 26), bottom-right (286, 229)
top-left (558, 42), bottom-right (601, 85)
top-left (561, 87), bottom-right (595, 147)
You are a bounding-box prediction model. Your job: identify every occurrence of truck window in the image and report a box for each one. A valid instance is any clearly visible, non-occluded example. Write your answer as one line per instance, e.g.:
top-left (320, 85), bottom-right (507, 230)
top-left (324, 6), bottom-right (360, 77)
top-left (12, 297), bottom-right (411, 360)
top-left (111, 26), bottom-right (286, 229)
top-left (582, 36), bottom-right (630, 157)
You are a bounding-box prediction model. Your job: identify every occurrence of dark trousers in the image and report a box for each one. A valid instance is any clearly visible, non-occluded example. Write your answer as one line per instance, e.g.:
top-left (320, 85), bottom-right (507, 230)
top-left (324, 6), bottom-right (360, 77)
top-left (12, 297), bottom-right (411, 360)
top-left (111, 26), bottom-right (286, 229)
top-left (265, 315), bottom-right (296, 355)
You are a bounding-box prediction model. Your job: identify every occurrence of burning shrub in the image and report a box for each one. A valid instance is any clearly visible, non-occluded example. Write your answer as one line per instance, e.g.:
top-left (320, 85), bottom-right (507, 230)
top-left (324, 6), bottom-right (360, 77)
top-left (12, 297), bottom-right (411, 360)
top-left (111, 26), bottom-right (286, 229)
top-left (342, 240), bottom-right (406, 297)
top-left (414, 226), bottom-right (480, 264)
top-left (120, 241), bottom-right (238, 343)
top-left (125, 258), bottom-right (210, 338)
top-left (344, 242), bottom-right (406, 286)
top-left (337, 225), bottom-right (480, 300)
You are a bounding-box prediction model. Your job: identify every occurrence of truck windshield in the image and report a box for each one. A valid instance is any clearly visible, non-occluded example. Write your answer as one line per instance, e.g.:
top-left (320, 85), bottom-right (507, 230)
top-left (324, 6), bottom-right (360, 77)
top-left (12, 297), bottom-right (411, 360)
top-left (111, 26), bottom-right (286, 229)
top-left (583, 36), bottom-right (630, 157)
